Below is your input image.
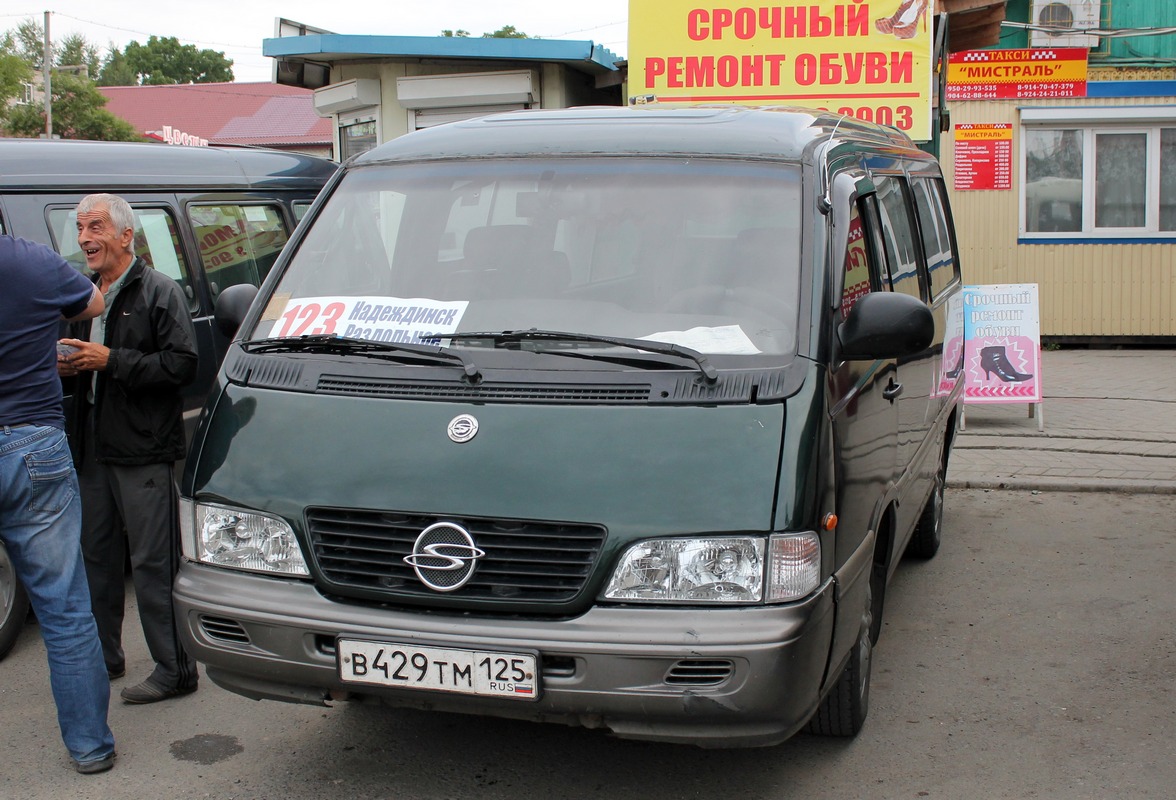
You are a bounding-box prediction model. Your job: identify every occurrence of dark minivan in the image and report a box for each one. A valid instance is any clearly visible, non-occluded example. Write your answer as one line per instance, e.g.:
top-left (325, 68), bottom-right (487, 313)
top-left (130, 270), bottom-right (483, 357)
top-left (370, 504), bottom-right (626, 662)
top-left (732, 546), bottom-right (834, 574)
top-left (0, 138), bottom-right (336, 660)
top-left (175, 106), bottom-right (964, 747)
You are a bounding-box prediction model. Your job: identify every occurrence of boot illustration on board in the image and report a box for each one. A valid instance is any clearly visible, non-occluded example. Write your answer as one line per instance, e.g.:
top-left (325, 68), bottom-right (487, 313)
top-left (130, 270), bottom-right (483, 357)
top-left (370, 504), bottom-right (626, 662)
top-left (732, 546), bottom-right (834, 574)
top-left (979, 345), bottom-right (1033, 382)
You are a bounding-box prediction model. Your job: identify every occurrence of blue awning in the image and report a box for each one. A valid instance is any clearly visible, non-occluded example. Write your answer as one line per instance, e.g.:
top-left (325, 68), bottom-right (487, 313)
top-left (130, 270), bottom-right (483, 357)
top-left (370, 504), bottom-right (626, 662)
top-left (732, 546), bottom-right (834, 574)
top-left (263, 34), bottom-right (622, 76)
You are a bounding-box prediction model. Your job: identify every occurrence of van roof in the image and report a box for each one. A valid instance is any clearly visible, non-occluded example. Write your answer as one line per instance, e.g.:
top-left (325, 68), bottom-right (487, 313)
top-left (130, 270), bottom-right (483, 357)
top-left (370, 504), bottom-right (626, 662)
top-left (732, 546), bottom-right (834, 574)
top-left (0, 138), bottom-right (337, 191)
top-left (354, 105), bottom-right (921, 166)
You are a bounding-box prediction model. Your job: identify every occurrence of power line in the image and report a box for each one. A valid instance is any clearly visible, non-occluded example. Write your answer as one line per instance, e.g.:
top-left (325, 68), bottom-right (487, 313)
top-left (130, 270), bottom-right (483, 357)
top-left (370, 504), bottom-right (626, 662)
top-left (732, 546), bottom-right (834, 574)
top-left (4, 10), bottom-right (261, 52)
top-left (543, 20), bottom-right (627, 38)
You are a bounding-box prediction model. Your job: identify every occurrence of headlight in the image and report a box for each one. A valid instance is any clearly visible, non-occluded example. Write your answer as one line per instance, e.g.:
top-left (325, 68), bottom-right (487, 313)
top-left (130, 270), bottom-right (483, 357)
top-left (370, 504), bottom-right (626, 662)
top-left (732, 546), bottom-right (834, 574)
top-left (179, 499), bottom-right (309, 577)
top-left (602, 533), bottom-right (820, 604)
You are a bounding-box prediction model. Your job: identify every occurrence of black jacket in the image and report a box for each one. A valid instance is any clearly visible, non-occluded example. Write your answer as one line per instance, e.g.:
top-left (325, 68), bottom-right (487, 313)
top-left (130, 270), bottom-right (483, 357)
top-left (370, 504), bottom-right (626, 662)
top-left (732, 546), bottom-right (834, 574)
top-left (66, 258), bottom-right (198, 465)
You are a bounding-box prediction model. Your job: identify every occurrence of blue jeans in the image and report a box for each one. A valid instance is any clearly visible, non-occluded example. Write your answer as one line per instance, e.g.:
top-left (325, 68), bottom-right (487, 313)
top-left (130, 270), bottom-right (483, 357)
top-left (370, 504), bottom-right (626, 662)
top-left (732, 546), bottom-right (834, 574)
top-left (0, 425), bottom-right (115, 765)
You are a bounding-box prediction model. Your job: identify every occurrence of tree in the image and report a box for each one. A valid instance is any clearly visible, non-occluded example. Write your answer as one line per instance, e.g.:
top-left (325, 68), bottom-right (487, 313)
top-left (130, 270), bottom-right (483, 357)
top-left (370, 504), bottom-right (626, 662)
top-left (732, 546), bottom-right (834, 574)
top-left (5, 72), bottom-right (140, 141)
top-left (0, 51), bottom-right (34, 128)
top-left (484, 25), bottom-right (531, 38)
top-left (120, 36), bottom-right (233, 84)
top-left (57, 33), bottom-right (101, 78)
top-left (0, 31), bottom-right (34, 98)
top-left (96, 47), bottom-right (136, 87)
top-left (0, 28), bottom-right (36, 129)
top-left (11, 19), bottom-right (44, 70)
top-left (441, 25), bottom-right (532, 38)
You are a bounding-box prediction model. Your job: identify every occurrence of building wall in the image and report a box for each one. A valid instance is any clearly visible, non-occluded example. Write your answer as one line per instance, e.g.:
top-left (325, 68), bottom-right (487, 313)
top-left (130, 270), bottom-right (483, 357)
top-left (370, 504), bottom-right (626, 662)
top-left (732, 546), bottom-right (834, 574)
top-left (944, 94), bottom-right (1175, 338)
top-left (323, 61), bottom-right (607, 157)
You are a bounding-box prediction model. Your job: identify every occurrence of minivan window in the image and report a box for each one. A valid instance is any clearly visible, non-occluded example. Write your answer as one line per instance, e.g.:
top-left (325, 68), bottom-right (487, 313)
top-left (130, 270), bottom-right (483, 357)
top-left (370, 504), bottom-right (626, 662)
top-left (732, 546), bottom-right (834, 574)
top-left (911, 177), bottom-right (957, 301)
top-left (260, 158), bottom-right (804, 356)
top-left (293, 201), bottom-right (314, 222)
top-left (874, 176), bottom-right (924, 301)
top-left (840, 200), bottom-right (873, 320)
top-left (189, 204), bottom-right (290, 298)
top-left (49, 205), bottom-right (196, 312)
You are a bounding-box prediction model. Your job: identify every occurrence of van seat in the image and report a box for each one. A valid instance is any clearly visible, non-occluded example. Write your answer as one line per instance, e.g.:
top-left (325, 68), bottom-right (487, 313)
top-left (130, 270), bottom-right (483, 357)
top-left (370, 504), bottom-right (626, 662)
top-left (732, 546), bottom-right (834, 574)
top-left (447, 225), bottom-right (568, 299)
top-left (664, 227), bottom-right (793, 321)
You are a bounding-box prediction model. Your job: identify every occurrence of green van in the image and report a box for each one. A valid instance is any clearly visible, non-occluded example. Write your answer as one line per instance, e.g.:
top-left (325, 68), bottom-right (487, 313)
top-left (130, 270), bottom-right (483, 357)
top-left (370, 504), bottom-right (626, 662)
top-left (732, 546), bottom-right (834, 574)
top-left (175, 106), bottom-right (964, 747)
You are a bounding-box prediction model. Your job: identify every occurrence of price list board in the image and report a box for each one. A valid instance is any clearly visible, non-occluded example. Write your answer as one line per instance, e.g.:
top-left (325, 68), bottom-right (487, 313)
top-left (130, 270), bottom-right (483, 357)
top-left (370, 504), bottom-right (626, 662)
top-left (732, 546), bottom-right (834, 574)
top-left (954, 124), bottom-right (1012, 191)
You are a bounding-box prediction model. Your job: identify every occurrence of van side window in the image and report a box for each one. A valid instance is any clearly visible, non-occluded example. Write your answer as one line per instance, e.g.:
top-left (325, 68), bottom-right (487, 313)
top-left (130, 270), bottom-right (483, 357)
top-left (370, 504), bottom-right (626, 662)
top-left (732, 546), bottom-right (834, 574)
top-left (135, 209), bottom-right (197, 313)
top-left (48, 206), bottom-right (196, 313)
top-left (189, 204), bottom-right (290, 297)
top-left (873, 176), bottom-right (924, 302)
top-left (840, 200), bottom-right (872, 319)
top-left (911, 178), bottom-right (958, 301)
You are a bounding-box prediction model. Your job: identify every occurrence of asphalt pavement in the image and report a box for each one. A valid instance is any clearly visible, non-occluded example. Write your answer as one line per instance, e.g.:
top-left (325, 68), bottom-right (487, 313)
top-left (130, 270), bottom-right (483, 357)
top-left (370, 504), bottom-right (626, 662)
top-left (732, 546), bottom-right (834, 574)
top-left (947, 348), bottom-right (1176, 494)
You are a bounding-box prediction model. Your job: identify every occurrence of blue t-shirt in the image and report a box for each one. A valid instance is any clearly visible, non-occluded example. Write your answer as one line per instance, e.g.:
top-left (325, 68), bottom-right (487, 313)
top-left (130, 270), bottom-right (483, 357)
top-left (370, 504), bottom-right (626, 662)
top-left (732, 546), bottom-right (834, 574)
top-left (0, 235), bottom-right (96, 429)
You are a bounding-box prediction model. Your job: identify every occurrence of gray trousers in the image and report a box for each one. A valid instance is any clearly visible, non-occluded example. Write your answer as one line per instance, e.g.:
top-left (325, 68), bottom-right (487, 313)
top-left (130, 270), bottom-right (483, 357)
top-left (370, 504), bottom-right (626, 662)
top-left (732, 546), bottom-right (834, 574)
top-left (78, 421), bottom-right (197, 690)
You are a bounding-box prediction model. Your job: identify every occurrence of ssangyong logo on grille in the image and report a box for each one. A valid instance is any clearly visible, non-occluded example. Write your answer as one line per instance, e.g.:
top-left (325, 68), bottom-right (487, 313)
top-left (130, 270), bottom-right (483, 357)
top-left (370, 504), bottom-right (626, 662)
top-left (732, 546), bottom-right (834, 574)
top-left (403, 522), bottom-right (486, 592)
top-left (447, 414), bottom-right (478, 443)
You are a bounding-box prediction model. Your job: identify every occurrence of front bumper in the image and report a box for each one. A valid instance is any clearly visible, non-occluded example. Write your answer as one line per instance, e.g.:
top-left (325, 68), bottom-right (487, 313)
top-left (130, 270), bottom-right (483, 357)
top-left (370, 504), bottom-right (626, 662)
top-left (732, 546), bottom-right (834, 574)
top-left (174, 563), bottom-right (835, 747)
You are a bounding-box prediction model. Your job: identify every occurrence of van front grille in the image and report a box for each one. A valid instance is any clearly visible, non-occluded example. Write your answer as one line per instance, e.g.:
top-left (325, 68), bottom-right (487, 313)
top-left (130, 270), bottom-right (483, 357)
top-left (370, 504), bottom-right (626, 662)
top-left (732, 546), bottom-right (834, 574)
top-left (664, 659), bottom-right (735, 686)
top-left (199, 615), bottom-right (251, 644)
top-left (305, 509), bottom-right (606, 605)
top-left (317, 377), bottom-right (652, 403)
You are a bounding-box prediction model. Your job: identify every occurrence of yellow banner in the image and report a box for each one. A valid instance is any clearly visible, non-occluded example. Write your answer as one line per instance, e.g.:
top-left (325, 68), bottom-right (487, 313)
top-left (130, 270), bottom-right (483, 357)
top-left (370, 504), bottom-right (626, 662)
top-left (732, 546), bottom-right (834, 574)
top-left (629, 0), bottom-right (933, 140)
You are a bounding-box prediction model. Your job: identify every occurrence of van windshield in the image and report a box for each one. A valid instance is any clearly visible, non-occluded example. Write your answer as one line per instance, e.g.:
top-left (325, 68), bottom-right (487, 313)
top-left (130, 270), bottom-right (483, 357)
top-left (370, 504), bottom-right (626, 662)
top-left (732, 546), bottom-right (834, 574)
top-left (255, 158), bottom-right (803, 358)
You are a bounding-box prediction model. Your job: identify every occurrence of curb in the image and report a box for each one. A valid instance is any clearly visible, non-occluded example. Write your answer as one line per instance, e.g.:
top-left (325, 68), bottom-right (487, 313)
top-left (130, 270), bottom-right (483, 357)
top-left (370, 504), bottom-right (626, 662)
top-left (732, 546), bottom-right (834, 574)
top-left (947, 476), bottom-right (1176, 494)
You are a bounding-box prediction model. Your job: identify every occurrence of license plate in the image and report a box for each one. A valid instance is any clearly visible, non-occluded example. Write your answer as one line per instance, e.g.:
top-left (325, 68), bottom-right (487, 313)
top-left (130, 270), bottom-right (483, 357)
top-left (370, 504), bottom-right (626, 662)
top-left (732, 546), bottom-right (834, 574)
top-left (337, 639), bottom-right (539, 700)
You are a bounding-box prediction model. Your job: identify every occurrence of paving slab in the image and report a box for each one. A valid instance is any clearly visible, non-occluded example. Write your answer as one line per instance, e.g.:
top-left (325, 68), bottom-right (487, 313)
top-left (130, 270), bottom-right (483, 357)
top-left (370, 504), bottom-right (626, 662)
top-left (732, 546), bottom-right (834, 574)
top-left (947, 349), bottom-right (1176, 494)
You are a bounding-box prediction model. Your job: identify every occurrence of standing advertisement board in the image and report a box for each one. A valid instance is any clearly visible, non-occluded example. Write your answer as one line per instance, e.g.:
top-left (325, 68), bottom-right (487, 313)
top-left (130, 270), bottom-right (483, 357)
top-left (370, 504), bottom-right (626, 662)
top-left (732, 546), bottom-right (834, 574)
top-left (962, 284), bottom-right (1043, 411)
top-left (629, 0), bottom-right (934, 141)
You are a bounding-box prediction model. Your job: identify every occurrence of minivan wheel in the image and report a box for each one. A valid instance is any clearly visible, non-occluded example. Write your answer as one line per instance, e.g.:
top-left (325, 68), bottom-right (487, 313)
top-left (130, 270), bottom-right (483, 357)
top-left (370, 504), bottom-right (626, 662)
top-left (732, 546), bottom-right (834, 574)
top-left (805, 580), bottom-right (873, 737)
top-left (906, 460), bottom-right (945, 560)
top-left (0, 542), bottom-right (30, 661)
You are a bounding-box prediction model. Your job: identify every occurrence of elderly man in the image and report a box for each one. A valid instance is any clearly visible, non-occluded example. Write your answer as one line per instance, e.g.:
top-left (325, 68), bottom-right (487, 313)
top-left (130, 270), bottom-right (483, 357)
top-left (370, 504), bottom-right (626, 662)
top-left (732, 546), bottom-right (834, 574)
top-left (0, 232), bottom-right (115, 773)
top-left (58, 193), bottom-right (200, 704)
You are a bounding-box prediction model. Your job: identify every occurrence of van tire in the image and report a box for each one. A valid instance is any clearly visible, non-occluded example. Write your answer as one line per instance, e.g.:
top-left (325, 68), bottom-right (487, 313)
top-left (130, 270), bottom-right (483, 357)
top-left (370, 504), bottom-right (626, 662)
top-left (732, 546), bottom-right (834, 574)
top-left (0, 543), bottom-right (30, 661)
top-left (806, 579), bottom-right (873, 737)
top-left (906, 460), bottom-right (945, 560)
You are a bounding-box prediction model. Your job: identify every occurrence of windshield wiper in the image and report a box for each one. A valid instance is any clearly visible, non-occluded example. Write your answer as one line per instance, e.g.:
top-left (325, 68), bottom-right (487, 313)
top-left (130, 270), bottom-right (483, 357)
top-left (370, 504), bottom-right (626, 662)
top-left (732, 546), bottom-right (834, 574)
top-left (428, 329), bottom-right (718, 384)
top-left (239, 335), bottom-right (481, 382)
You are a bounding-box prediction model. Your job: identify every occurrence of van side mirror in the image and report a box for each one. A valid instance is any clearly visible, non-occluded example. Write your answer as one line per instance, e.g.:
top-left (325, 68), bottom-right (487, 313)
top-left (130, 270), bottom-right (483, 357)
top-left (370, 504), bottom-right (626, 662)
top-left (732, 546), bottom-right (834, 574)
top-left (214, 284), bottom-right (259, 338)
top-left (838, 292), bottom-right (934, 360)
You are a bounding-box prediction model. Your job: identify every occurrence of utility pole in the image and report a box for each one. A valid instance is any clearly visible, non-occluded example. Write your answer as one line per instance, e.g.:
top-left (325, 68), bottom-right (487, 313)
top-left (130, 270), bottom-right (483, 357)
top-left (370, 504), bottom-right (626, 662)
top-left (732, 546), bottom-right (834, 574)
top-left (43, 11), bottom-right (52, 138)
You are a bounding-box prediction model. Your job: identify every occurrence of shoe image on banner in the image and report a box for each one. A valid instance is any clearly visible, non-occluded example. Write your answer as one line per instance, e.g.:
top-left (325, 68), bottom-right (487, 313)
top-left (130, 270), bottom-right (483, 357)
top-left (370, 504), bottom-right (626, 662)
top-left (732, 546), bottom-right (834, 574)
top-left (979, 345), bottom-right (1033, 382)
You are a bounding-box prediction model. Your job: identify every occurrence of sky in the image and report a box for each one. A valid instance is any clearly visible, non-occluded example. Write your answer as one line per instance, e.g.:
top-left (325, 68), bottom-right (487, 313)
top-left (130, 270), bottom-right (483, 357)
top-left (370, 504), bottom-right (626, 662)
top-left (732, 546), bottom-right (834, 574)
top-left (3, 1), bottom-right (631, 83)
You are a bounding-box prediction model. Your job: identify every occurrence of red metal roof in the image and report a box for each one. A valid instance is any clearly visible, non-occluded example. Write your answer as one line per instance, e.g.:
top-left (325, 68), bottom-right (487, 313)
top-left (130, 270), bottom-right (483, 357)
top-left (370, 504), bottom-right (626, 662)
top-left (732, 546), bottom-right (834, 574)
top-left (98, 82), bottom-right (332, 149)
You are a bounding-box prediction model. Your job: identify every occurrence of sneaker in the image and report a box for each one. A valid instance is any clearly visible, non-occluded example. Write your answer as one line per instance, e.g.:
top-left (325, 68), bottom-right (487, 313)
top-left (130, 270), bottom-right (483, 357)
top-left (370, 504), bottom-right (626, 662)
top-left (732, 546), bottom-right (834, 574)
top-left (74, 752), bottom-right (116, 774)
top-left (107, 666), bottom-right (125, 680)
top-left (120, 679), bottom-right (198, 705)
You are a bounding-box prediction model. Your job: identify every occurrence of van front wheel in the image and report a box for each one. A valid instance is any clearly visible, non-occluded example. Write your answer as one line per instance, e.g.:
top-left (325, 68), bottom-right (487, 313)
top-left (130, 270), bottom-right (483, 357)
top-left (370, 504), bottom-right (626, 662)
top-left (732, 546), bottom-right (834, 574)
top-left (806, 579), bottom-right (873, 737)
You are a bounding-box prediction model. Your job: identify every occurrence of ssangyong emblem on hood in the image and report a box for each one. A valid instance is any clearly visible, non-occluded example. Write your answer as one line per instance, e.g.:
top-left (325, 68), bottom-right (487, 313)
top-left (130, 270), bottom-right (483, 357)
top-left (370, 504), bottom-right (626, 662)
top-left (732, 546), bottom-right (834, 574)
top-left (447, 413), bottom-right (478, 443)
top-left (403, 522), bottom-right (485, 592)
